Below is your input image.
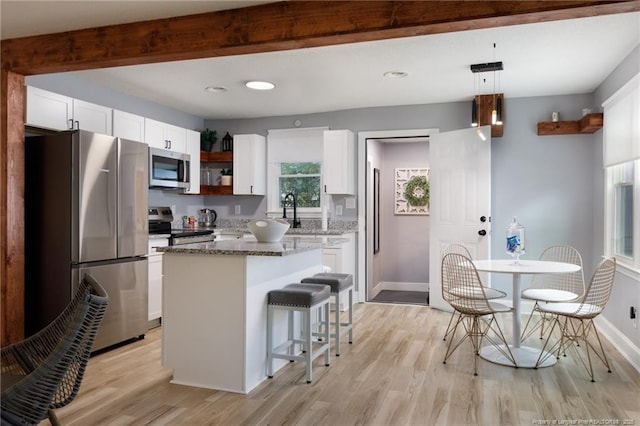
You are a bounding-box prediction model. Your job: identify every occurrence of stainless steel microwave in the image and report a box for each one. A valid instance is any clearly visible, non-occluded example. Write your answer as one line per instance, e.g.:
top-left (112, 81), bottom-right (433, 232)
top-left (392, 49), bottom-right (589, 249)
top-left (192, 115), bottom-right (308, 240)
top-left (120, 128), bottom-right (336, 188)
top-left (148, 147), bottom-right (190, 190)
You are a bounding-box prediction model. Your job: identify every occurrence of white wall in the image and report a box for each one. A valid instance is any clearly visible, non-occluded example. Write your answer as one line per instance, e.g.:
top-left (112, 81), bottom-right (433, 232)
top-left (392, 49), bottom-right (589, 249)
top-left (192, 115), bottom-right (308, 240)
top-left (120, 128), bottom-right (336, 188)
top-left (379, 142), bottom-right (429, 284)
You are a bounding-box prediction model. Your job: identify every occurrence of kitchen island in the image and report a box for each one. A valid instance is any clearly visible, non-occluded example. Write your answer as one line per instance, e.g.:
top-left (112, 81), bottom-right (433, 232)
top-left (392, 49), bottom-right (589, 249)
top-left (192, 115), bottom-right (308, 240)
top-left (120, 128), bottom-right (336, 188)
top-left (157, 236), bottom-right (347, 394)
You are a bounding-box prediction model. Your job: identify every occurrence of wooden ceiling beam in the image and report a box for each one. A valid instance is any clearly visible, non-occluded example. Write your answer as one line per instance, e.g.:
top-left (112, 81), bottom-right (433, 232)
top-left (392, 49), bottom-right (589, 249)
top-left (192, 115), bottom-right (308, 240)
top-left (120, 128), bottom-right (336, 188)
top-left (2, 1), bottom-right (639, 75)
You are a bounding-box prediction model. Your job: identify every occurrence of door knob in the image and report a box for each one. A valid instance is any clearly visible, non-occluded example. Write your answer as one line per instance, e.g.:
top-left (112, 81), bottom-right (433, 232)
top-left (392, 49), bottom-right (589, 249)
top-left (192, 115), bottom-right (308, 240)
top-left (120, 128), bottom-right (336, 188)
top-left (478, 229), bottom-right (487, 236)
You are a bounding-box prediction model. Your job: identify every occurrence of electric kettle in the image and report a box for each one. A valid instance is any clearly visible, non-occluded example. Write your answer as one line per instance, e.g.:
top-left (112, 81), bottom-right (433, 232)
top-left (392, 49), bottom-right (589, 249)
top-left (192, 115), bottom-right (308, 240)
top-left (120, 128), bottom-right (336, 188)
top-left (198, 209), bottom-right (217, 226)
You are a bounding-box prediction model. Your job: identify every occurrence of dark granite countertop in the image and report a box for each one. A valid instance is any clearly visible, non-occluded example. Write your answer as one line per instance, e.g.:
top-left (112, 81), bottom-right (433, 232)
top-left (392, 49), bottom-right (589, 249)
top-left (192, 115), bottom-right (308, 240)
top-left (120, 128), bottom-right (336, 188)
top-left (157, 236), bottom-right (349, 257)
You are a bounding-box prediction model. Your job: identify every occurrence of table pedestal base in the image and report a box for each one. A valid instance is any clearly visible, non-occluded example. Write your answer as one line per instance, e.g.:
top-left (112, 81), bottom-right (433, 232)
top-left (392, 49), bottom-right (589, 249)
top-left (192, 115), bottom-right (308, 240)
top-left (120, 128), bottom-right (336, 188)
top-left (480, 345), bottom-right (557, 368)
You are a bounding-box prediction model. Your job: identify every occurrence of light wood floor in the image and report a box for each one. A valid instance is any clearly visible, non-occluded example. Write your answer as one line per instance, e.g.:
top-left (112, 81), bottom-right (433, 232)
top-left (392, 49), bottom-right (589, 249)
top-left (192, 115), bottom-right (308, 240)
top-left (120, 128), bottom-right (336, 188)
top-left (45, 303), bottom-right (639, 425)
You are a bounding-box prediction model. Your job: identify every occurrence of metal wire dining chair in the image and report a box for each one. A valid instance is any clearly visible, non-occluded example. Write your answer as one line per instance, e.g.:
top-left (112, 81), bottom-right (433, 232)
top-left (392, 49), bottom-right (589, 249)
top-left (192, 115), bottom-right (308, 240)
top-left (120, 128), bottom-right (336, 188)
top-left (1, 274), bottom-right (109, 426)
top-left (441, 243), bottom-right (505, 342)
top-left (534, 257), bottom-right (616, 382)
top-left (521, 245), bottom-right (585, 341)
top-left (441, 253), bottom-right (516, 375)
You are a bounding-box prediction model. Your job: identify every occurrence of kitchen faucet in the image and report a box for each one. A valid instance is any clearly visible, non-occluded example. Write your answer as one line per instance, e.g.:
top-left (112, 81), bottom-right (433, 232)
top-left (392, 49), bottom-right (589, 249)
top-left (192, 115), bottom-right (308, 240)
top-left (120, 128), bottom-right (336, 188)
top-left (283, 192), bottom-right (301, 228)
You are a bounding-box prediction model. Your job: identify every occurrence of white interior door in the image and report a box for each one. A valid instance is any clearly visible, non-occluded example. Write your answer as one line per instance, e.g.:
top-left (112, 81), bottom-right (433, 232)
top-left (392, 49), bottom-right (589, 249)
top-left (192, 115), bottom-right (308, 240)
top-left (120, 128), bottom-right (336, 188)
top-left (429, 126), bottom-right (492, 311)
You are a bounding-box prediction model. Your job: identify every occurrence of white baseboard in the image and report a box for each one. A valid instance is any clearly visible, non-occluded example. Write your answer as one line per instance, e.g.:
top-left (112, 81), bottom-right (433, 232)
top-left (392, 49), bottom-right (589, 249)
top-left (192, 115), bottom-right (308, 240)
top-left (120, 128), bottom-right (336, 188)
top-left (379, 281), bottom-right (429, 292)
top-left (595, 316), bottom-right (640, 374)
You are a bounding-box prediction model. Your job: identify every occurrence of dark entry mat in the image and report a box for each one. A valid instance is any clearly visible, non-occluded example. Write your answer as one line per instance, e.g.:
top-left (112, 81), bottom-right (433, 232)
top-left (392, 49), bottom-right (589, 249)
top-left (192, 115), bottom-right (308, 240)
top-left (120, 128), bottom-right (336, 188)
top-left (371, 290), bottom-right (428, 305)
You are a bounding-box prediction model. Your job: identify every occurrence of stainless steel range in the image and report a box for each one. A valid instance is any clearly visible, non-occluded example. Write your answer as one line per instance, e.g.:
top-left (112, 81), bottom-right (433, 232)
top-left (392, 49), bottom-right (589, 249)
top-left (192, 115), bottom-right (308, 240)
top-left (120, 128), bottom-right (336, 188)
top-left (148, 206), bottom-right (215, 245)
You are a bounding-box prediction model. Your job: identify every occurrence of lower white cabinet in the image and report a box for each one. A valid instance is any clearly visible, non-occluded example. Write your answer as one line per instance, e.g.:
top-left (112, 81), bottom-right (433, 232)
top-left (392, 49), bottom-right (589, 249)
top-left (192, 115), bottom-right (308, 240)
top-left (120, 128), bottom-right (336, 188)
top-left (322, 232), bottom-right (357, 310)
top-left (148, 238), bottom-right (168, 321)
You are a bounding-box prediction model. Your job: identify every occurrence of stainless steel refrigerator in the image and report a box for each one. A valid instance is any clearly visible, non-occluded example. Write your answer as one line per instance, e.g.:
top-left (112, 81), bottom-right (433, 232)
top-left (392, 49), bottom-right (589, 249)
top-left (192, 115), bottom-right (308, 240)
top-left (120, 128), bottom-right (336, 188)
top-left (25, 130), bottom-right (149, 351)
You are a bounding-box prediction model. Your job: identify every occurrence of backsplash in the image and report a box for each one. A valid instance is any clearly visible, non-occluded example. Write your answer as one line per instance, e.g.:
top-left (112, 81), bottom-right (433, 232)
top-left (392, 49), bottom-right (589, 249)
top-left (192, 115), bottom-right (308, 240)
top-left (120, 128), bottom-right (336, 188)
top-left (216, 218), bottom-right (358, 231)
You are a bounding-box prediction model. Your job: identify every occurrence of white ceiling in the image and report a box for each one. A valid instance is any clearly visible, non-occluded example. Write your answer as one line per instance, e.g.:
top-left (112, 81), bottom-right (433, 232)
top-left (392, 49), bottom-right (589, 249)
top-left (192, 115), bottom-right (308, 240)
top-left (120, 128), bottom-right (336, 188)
top-left (2, 2), bottom-right (639, 120)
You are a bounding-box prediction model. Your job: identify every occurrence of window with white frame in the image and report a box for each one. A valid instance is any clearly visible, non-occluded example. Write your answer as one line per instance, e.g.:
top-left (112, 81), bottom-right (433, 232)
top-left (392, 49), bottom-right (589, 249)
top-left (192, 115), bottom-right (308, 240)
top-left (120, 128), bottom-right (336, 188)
top-left (266, 127), bottom-right (328, 218)
top-left (603, 73), bottom-right (640, 276)
top-left (278, 162), bottom-right (322, 208)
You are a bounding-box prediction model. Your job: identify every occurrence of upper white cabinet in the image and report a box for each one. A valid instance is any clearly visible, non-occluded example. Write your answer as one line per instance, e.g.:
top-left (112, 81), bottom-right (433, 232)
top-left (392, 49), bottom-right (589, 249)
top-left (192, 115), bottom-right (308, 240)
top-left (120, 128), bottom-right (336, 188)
top-left (73, 99), bottom-right (113, 135)
top-left (144, 118), bottom-right (186, 153)
top-left (25, 86), bottom-right (72, 131)
top-left (323, 129), bottom-right (355, 195)
top-left (185, 129), bottom-right (201, 195)
top-left (113, 110), bottom-right (145, 142)
top-left (233, 134), bottom-right (266, 195)
top-left (26, 86), bottom-right (112, 134)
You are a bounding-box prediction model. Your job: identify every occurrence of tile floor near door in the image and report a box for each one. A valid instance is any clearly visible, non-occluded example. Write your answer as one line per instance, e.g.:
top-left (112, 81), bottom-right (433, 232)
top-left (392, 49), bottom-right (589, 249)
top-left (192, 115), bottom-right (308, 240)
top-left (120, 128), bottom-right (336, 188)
top-left (47, 303), bottom-right (640, 425)
top-left (371, 290), bottom-right (429, 305)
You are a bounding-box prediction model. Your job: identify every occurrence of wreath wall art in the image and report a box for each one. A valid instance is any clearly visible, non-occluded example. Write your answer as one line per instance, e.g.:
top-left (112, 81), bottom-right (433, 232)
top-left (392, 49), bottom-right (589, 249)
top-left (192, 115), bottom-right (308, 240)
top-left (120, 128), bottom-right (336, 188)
top-left (395, 168), bottom-right (430, 215)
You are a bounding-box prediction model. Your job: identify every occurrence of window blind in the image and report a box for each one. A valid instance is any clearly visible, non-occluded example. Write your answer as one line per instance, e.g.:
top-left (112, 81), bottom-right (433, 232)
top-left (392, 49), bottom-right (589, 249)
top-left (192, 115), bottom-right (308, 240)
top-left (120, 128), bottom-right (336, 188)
top-left (267, 127), bottom-right (328, 163)
top-left (602, 73), bottom-right (640, 167)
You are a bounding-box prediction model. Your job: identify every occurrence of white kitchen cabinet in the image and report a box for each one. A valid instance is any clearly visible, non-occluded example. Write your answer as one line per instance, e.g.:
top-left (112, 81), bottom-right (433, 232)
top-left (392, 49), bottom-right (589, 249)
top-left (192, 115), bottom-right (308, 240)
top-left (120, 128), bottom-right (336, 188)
top-left (233, 134), bottom-right (266, 195)
top-left (25, 86), bottom-right (112, 134)
top-left (72, 99), bottom-right (113, 134)
top-left (113, 109), bottom-right (145, 142)
top-left (148, 238), bottom-right (168, 321)
top-left (323, 129), bottom-right (355, 195)
top-left (25, 86), bottom-right (73, 131)
top-left (321, 232), bottom-right (356, 310)
top-left (145, 118), bottom-right (186, 152)
top-left (185, 129), bottom-right (201, 194)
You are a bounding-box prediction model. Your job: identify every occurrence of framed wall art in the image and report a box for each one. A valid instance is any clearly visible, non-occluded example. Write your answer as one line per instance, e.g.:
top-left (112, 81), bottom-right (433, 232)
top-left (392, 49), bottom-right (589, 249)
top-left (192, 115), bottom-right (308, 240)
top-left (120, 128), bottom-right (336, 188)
top-left (395, 168), bottom-right (430, 215)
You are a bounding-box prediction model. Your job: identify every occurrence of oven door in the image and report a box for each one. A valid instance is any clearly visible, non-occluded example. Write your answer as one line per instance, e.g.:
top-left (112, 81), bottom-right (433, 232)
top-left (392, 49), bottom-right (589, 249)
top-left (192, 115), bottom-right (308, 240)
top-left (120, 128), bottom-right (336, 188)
top-left (149, 147), bottom-right (190, 190)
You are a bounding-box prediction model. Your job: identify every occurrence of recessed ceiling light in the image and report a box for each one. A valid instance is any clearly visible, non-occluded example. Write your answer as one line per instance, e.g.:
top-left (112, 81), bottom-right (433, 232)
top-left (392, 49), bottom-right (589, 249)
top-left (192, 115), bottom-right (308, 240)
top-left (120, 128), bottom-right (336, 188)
top-left (205, 86), bottom-right (227, 93)
top-left (383, 71), bottom-right (408, 78)
top-left (245, 80), bottom-right (275, 90)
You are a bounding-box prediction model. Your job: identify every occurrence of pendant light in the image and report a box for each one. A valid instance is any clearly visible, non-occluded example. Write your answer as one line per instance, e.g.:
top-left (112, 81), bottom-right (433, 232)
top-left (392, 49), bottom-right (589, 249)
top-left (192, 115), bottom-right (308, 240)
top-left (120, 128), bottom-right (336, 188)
top-left (471, 97), bottom-right (478, 127)
top-left (469, 42), bottom-right (504, 135)
top-left (496, 95), bottom-right (503, 125)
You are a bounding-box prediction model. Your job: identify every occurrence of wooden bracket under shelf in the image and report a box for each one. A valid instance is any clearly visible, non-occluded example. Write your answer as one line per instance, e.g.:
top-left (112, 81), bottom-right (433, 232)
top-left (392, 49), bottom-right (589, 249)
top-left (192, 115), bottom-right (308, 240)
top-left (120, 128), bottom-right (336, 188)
top-left (537, 113), bottom-right (603, 135)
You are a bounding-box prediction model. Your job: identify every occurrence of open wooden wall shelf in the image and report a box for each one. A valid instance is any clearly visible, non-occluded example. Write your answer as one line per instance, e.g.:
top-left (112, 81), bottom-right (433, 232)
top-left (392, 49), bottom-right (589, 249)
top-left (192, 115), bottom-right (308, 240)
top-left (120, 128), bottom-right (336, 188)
top-left (200, 151), bottom-right (233, 195)
top-left (537, 113), bottom-right (603, 136)
top-left (201, 151), bottom-right (233, 162)
top-left (200, 185), bottom-right (233, 195)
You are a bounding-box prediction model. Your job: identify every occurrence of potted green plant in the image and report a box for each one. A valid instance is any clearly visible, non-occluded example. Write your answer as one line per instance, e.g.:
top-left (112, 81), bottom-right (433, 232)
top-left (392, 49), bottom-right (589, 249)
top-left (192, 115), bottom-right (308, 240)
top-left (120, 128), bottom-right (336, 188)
top-left (200, 128), bottom-right (217, 152)
top-left (220, 168), bottom-right (233, 186)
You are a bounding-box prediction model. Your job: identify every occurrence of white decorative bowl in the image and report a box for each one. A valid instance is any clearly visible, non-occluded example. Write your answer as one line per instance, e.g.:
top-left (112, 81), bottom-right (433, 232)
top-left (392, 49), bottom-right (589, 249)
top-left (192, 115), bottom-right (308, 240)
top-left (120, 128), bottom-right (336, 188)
top-left (247, 219), bottom-right (290, 243)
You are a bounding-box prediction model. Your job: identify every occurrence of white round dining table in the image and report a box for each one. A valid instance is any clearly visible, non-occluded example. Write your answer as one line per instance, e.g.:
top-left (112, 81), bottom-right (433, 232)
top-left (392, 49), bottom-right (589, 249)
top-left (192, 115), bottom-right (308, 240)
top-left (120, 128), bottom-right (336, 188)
top-left (472, 259), bottom-right (582, 368)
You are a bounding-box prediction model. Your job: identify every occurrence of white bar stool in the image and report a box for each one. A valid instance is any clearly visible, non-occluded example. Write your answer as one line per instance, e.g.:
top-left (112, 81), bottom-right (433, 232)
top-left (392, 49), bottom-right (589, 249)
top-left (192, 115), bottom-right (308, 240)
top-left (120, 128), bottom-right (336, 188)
top-left (301, 273), bottom-right (353, 356)
top-left (267, 283), bottom-right (331, 383)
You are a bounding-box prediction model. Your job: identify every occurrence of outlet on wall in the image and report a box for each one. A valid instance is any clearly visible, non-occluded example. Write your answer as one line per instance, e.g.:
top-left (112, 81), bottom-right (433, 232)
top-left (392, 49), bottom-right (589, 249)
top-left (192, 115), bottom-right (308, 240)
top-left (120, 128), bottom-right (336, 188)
top-left (335, 205), bottom-right (343, 216)
top-left (235, 205), bottom-right (241, 215)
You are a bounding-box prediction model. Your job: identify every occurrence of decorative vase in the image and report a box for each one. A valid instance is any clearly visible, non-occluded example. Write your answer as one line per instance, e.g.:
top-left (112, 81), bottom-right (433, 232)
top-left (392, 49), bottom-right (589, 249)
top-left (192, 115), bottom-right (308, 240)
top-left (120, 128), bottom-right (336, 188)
top-left (221, 175), bottom-right (232, 186)
top-left (506, 216), bottom-right (525, 264)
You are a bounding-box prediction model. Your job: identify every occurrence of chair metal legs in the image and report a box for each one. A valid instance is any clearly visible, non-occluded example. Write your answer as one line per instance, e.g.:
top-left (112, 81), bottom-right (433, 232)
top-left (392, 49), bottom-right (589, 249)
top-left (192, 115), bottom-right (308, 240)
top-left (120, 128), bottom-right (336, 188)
top-left (535, 316), bottom-right (612, 382)
top-left (521, 301), bottom-right (556, 342)
top-left (443, 312), bottom-right (515, 375)
top-left (442, 310), bottom-right (456, 341)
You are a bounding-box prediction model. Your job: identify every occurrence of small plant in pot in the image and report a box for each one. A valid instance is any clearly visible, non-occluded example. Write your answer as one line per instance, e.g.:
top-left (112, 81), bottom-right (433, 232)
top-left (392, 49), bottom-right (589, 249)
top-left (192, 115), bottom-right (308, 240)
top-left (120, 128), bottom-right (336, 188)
top-left (200, 128), bottom-right (217, 152)
top-left (220, 168), bottom-right (233, 186)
